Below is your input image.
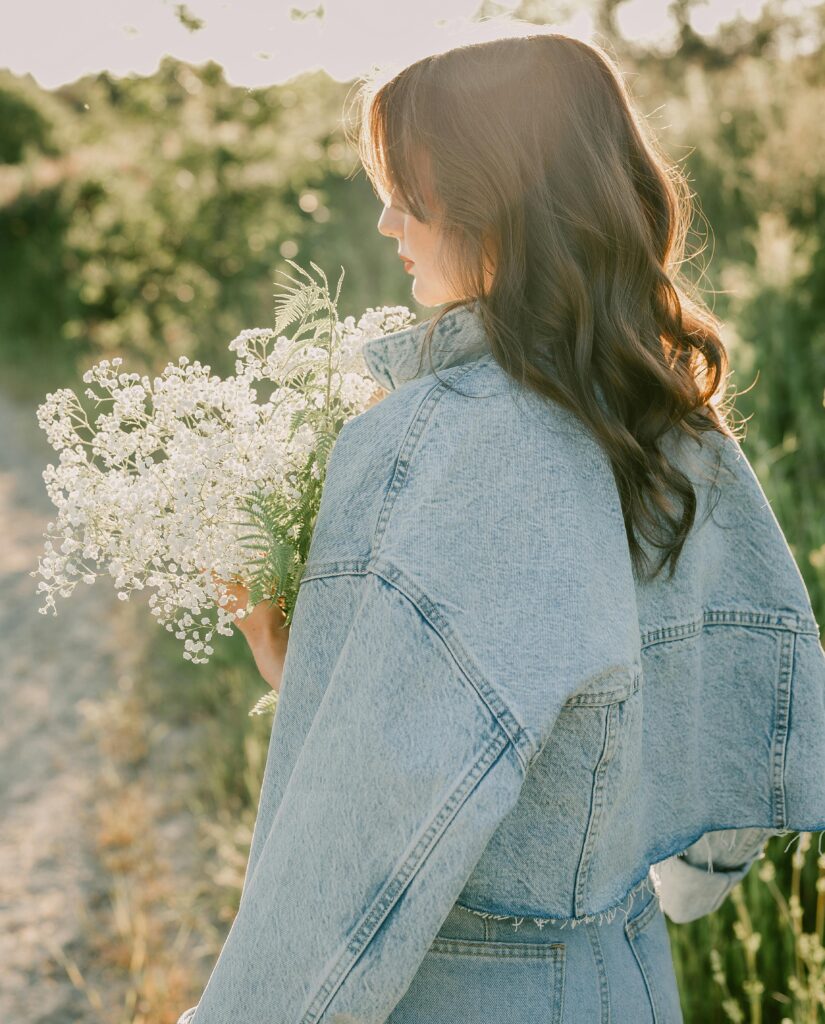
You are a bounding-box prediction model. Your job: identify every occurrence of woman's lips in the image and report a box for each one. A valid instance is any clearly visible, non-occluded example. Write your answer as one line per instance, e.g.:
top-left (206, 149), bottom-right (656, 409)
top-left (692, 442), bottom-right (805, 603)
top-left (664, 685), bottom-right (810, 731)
top-left (402, 259), bottom-right (414, 273)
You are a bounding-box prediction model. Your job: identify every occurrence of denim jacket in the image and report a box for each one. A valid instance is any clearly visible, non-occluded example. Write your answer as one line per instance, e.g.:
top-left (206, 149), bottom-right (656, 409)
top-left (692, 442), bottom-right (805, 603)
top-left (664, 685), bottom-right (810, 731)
top-left (178, 301), bottom-right (825, 1023)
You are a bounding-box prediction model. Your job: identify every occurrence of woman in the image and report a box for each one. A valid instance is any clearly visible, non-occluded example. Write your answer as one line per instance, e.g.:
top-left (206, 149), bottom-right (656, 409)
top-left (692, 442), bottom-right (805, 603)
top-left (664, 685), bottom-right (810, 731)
top-left (178, 31), bottom-right (825, 1023)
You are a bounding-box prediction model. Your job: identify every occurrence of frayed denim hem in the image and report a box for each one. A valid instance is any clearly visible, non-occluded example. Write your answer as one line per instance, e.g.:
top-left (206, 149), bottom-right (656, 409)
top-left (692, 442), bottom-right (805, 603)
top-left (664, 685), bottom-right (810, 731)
top-left (455, 870), bottom-right (660, 932)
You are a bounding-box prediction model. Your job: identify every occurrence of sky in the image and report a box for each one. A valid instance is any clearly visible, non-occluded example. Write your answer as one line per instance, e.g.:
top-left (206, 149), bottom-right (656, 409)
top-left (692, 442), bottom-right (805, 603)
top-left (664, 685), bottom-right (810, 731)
top-left (0, 0), bottom-right (819, 91)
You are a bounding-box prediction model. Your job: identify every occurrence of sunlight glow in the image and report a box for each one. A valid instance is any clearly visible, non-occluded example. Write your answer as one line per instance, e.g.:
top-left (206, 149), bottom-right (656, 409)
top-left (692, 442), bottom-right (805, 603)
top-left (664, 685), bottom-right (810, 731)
top-left (1, 0), bottom-right (820, 90)
top-left (0, 0), bottom-right (488, 89)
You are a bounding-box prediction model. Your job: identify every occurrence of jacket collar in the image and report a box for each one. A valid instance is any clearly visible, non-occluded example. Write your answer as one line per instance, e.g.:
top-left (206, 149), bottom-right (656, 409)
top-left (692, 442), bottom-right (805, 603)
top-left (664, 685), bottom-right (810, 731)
top-left (361, 299), bottom-right (491, 392)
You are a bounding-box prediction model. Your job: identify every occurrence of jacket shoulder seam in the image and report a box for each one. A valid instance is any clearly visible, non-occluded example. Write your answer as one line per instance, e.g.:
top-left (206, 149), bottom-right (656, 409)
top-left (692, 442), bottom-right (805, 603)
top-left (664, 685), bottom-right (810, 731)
top-left (371, 561), bottom-right (534, 771)
top-left (297, 559), bottom-right (533, 771)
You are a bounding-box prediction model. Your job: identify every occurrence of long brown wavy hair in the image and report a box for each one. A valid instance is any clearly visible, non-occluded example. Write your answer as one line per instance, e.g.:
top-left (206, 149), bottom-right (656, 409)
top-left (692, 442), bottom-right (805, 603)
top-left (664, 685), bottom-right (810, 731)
top-left (347, 31), bottom-right (743, 584)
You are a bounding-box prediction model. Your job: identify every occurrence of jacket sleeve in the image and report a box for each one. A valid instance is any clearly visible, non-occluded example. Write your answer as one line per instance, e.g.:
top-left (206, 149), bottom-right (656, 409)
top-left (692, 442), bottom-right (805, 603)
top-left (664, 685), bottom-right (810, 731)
top-left (653, 826), bottom-right (778, 924)
top-left (180, 570), bottom-right (529, 1024)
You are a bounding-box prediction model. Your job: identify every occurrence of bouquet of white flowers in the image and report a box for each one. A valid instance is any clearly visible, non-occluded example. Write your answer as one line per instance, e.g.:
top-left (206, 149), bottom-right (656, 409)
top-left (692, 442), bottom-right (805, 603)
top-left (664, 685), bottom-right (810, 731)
top-left (31, 260), bottom-right (413, 714)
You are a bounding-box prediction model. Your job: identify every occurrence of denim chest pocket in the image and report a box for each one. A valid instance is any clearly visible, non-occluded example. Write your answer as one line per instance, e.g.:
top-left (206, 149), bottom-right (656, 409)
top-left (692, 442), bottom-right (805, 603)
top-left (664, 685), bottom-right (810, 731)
top-left (387, 936), bottom-right (566, 1024)
top-left (624, 893), bottom-right (684, 1024)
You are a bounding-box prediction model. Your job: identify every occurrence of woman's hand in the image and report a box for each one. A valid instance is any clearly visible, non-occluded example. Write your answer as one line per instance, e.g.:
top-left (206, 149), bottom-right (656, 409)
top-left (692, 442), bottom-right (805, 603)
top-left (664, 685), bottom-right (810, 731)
top-left (208, 572), bottom-right (291, 692)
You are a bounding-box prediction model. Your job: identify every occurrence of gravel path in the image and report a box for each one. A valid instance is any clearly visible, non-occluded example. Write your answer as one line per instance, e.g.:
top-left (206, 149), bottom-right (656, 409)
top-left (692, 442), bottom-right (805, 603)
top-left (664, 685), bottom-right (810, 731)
top-left (0, 388), bottom-right (140, 1022)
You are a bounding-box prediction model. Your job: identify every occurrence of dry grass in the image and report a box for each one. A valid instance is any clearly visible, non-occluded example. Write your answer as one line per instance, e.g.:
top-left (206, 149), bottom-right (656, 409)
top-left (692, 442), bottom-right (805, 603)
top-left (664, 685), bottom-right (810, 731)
top-left (58, 611), bottom-right (221, 1024)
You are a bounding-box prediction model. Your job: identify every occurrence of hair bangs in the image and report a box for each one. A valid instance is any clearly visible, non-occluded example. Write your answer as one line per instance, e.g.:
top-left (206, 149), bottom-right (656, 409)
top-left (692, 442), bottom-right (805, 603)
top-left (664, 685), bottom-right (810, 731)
top-left (358, 77), bottom-right (436, 225)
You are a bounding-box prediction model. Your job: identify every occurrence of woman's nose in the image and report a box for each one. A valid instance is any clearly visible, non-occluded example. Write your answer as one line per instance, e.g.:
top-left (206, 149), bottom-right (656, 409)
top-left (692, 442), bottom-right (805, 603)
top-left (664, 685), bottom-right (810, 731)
top-left (377, 204), bottom-right (402, 238)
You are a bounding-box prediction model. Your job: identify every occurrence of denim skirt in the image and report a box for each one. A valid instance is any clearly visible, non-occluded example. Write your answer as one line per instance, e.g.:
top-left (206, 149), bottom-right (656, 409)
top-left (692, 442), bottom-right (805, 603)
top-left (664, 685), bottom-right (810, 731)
top-left (386, 871), bottom-right (684, 1024)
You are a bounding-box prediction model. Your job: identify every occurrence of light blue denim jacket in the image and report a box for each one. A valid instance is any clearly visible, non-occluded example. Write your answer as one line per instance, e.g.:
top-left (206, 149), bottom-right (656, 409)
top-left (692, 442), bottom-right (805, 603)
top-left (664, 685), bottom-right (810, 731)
top-left (178, 301), bottom-right (825, 1023)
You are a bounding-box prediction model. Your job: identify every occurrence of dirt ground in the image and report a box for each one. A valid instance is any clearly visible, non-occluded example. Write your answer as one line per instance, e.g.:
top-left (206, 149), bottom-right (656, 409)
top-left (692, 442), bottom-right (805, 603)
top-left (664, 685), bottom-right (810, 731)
top-left (0, 387), bottom-right (213, 1023)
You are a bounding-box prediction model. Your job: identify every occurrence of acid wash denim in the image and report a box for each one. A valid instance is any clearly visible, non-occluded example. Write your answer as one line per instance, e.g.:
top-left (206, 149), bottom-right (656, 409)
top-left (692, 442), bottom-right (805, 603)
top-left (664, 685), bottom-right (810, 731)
top-left (177, 301), bottom-right (825, 1024)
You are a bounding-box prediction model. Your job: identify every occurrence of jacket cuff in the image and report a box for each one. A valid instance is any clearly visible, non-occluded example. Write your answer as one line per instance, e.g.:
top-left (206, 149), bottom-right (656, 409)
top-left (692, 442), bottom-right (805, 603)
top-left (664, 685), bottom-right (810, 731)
top-left (652, 827), bottom-right (776, 924)
top-left (681, 826), bottom-right (777, 871)
top-left (653, 850), bottom-right (753, 923)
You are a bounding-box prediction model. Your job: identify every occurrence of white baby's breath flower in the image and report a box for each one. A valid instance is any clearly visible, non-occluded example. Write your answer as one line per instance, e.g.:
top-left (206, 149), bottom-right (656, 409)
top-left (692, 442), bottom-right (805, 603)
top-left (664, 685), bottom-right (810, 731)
top-left (32, 263), bottom-right (414, 675)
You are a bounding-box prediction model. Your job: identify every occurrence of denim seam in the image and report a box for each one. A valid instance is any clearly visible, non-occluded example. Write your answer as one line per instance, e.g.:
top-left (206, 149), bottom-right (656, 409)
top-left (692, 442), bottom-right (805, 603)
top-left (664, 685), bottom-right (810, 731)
top-left (561, 667), bottom-right (641, 707)
top-left (641, 609), bottom-right (817, 646)
top-left (369, 559), bottom-right (534, 771)
top-left (585, 921), bottom-right (611, 1024)
top-left (624, 897), bottom-right (664, 1023)
top-left (296, 561), bottom-right (640, 761)
top-left (298, 566), bottom-right (818, 646)
top-left (427, 937), bottom-right (565, 959)
top-left (369, 359), bottom-right (491, 562)
top-left (772, 629), bottom-right (795, 829)
top-left (625, 888), bottom-right (661, 936)
top-left (296, 560), bottom-right (534, 770)
top-left (552, 943), bottom-right (566, 1024)
top-left (300, 730), bottom-right (514, 1023)
top-left (451, 829), bottom-right (813, 931)
top-left (574, 702), bottom-right (619, 917)
top-left (370, 377), bottom-right (448, 557)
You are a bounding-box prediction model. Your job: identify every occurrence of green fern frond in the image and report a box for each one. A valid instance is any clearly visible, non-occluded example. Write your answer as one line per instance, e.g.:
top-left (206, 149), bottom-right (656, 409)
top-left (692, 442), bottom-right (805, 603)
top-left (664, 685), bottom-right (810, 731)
top-left (236, 488), bottom-right (289, 526)
top-left (308, 261), bottom-right (329, 291)
top-left (273, 283), bottom-right (322, 336)
top-left (248, 689), bottom-right (279, 717)
top-left (283, 258), bottom-right (326, 286)
top-left (289, 406), bottom-right (315, 434)
top-left (273, 260), bottom-right (343, 340)
top-left (227, 262), bottom-right (354, 640)
top-left (313, 429), bottom-right (337, 465)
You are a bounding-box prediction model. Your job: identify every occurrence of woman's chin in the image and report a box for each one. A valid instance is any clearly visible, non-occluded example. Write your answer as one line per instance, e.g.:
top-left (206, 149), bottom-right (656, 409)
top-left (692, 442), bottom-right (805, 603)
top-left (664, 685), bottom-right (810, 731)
top-left (411, 277), bottom-right (451, 308)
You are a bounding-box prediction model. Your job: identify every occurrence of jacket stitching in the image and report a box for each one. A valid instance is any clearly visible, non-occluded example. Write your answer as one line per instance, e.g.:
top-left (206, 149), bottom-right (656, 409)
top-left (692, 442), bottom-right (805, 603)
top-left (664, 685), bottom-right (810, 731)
top-left (563, 669), bottom-right (641, 707)
top-left (771, 629), bottom-right (795, 829)
top-left (298, 562), bottom-right (814, 796)
top-left (427, 937), bottom-right (565, 959)
top-left (368, 560), bottom-right (534, 771)
top-left (301, 731), bottom-right (514, 1024)
top-left (370, 360), bottom-right (487, 563)
top-left (298, 560), bottom-right (642, 716)
top-left (371, 379), bottom-right (442, 555)
top-left (295, 559), bottom-right (534, 768)
top-left (300, 562), bottom-right (818, 644)
top-left (625, 887), bottom-right (661, 936)
top-left (574, 703), bottom-right (620, 917)
top-left (552, 942), bottom-right (566, 1024)
top-left (641, 609), bottom-right (818, 645)
top-left (296, 563), bottom-right (642, 769)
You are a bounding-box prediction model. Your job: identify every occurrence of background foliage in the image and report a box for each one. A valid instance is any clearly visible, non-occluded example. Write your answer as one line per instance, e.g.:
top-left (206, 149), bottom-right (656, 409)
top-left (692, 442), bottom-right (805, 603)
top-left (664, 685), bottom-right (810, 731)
top-left (3, 3), bottom-right (824, 1019)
